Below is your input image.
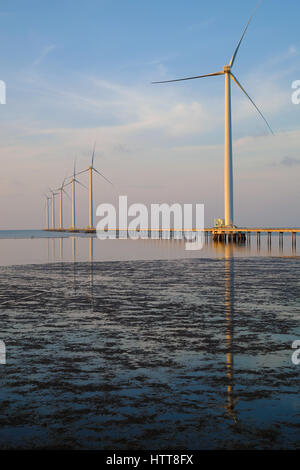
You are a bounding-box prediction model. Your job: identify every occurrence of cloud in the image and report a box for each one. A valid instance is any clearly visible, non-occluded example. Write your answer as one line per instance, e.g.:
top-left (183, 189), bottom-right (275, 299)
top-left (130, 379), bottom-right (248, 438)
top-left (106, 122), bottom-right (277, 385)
top-left (187, 18), bottom-right (216, 32)
top-left (14, 40), bottom-right (298, 150)
top-left (288, 45), bottom-right (298, 57)
top-left (280, 156), bottom-right (300, 167)
top-left (33, 45), bottom-right (57, 66)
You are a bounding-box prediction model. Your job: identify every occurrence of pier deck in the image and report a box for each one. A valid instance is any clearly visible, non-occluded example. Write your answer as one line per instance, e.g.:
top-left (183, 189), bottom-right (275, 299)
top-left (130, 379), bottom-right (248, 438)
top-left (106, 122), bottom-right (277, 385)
top-left (45, 228), bottom-right (300, 234)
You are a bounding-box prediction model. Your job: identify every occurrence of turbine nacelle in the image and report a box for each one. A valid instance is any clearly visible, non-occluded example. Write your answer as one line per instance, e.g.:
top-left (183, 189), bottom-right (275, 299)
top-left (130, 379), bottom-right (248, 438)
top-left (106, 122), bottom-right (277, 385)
top-left (223, 66), bottom-right (231, 73)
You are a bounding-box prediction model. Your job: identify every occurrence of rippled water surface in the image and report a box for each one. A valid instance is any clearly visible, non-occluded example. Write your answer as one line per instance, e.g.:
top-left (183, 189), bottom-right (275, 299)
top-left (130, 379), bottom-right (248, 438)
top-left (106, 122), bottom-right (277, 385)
top-left (0, 253), bottom-right (299, 449)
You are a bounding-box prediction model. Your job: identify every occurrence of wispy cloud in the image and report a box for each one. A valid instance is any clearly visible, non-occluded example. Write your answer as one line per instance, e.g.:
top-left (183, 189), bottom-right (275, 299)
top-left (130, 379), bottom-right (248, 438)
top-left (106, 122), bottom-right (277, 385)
top-left (280, 156), bottom-right (300, 167)
top-left (33, 44), bottom-right (57, 66)
top-left (0, 11), bottom-right (12, 17)
top-left (187, 18), bottom-right (216, 32)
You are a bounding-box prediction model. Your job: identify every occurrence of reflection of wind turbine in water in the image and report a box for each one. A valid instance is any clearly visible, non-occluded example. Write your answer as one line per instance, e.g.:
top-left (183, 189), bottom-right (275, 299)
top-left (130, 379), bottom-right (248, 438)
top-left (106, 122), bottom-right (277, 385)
top-left (60, 237), bottom-right (64, 261)
top-left (52, 238), bottom-right (56, 261)
top-left (72, 236), bottom-right (76, 262)
top-left (72, 236), bottom-right (77, 294)
top-left (152, 0), bottom-right (273, 227)
top-left (89, 237), bottom-right (94, 308)
top-left (224, 244), bottom-right (238, 423)
top-left (89, 236), bottom-right (94, 263)
top-left (77, 143), bottom-right (114, 229)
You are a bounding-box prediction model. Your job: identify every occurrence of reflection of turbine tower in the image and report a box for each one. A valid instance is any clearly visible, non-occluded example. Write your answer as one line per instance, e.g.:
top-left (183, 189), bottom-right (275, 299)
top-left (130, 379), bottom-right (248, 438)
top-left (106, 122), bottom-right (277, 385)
top-left (89, 236), bottom-right (94, 262)
top-left (52, 238), bottom-right (56, 261)
top-left (224, 244), bottom-right (238, 423)
top-left (60, 237), bottom-right (64, 261)
top-left (72, 236), bottom-right (76, 262)
top-left (71, 236), bottom-right (77, 295)
top-left (89, 237), bottom-right (94, 308)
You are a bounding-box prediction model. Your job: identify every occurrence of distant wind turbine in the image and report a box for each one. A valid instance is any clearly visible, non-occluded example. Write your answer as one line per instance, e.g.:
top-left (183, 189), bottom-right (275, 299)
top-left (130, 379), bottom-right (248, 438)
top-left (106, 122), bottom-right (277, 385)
top-left (49, 188), bottom-right (59, 229)
top-left (77, 143), bottom-right (114, 229)
top-left (44, 194), bottom-right (52, 230)
top-left (152, 0), bottom-right (273, 227)
top-left (54, 179), bottom-right (70, 230)
top-left (66, 161), bottom-right (87, 229)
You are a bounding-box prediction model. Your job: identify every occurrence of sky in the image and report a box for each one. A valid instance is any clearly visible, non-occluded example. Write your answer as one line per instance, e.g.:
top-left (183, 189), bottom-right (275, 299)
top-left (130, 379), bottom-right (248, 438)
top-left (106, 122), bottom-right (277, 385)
top-left (0, 0), bottom-right (300, 229)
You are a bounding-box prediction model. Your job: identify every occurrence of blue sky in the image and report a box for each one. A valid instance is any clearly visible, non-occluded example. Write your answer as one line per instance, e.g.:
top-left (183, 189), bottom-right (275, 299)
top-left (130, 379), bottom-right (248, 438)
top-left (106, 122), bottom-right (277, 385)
top-left (0, 0), bottom-right (300, 228)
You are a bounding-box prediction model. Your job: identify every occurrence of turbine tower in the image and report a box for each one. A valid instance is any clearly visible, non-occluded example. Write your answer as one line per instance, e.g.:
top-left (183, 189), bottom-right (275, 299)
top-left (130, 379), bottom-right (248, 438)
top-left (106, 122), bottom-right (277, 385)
top-left (153, 0), bottom-right (273, 227)
top-left (55, 179), bottom-right (69, 230)
top-left (77, 143), bottom-right (114, 229)
top-left (49, 188), bottom-right (58, 230)
top-left (44, 194), bottom-right (51, 230)
top-left (67, 161), bottom-right (87, 229)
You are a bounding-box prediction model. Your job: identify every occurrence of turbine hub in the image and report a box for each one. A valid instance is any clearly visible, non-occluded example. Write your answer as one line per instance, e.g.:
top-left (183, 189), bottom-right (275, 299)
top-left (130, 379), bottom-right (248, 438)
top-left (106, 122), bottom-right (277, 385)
top-left (223, 65), bottom-right (231, 73)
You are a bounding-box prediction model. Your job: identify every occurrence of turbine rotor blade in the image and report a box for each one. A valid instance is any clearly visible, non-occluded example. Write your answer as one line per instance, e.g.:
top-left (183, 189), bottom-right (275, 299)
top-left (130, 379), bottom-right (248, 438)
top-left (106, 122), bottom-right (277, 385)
top-left (92, 141), bottom-right (96, 166)
top-left (93, 167), bottom-right (115, 187)
top-left (74, 179), bottom-right (88, 190)
top-left (64, 180), bottom-right (72, 187)
top-left (62, 188), bottom-right (71, 200)
top-left (230, 73), bottom-right (274, 135)
top-left (229, 0), bottom-right (262, 68)
top-left (76, 168), bottom-right (89, 176)
top-left (152, 71), bottom-right (224, 84)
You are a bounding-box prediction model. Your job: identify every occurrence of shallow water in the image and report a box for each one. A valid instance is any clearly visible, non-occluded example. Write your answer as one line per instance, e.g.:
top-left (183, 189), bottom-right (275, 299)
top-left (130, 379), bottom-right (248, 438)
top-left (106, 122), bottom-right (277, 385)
top-left (0, 255), bottom-right (299, 449)
top-left (0, 230), bottom-right (299, 265)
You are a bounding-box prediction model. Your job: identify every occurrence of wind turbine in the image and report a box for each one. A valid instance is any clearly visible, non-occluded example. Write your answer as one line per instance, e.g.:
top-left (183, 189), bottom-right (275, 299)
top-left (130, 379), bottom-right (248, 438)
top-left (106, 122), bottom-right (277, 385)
top-left (49, 188), bottom-right (59, 230)
top-left (67, 161), bottom-right (87, 229)
top-left (153, 0), bottom-right (273, 227)
top-left (77, 143), bottom-right (114, 229)
top-left (54, 179), bottom-right (70, 230)
top-left (44, 194), bottom-right (51, 230)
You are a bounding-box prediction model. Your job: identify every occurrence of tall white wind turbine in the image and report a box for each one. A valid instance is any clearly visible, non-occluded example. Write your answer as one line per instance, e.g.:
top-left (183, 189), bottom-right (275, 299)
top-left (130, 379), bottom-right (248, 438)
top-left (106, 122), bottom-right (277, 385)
top-left (77, 143), bottom-right (114, 229)
top-left (153, 0), bottom-right (273, 227)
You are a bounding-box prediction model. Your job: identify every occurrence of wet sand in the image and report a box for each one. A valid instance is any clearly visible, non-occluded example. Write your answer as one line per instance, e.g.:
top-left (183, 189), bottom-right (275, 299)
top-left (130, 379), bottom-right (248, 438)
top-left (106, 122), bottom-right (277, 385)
top-left (0, 257), bottom-right (299, 449)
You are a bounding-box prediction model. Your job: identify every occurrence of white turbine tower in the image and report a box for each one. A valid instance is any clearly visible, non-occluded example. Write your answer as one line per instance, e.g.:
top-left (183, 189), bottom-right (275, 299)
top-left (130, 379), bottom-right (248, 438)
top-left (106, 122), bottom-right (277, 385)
top-left (49, 188), bottom-right (59, 230)
top-left (67, 161), bottom-right (87, 229)
top-left (153, 0), bottom-right (273, 227)
top-left (77, 143), bottom-right (114, 229)
top-left (54, 179), bottom-right (69, 230)
top-left (44, 194), bottom-right (51, 230)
